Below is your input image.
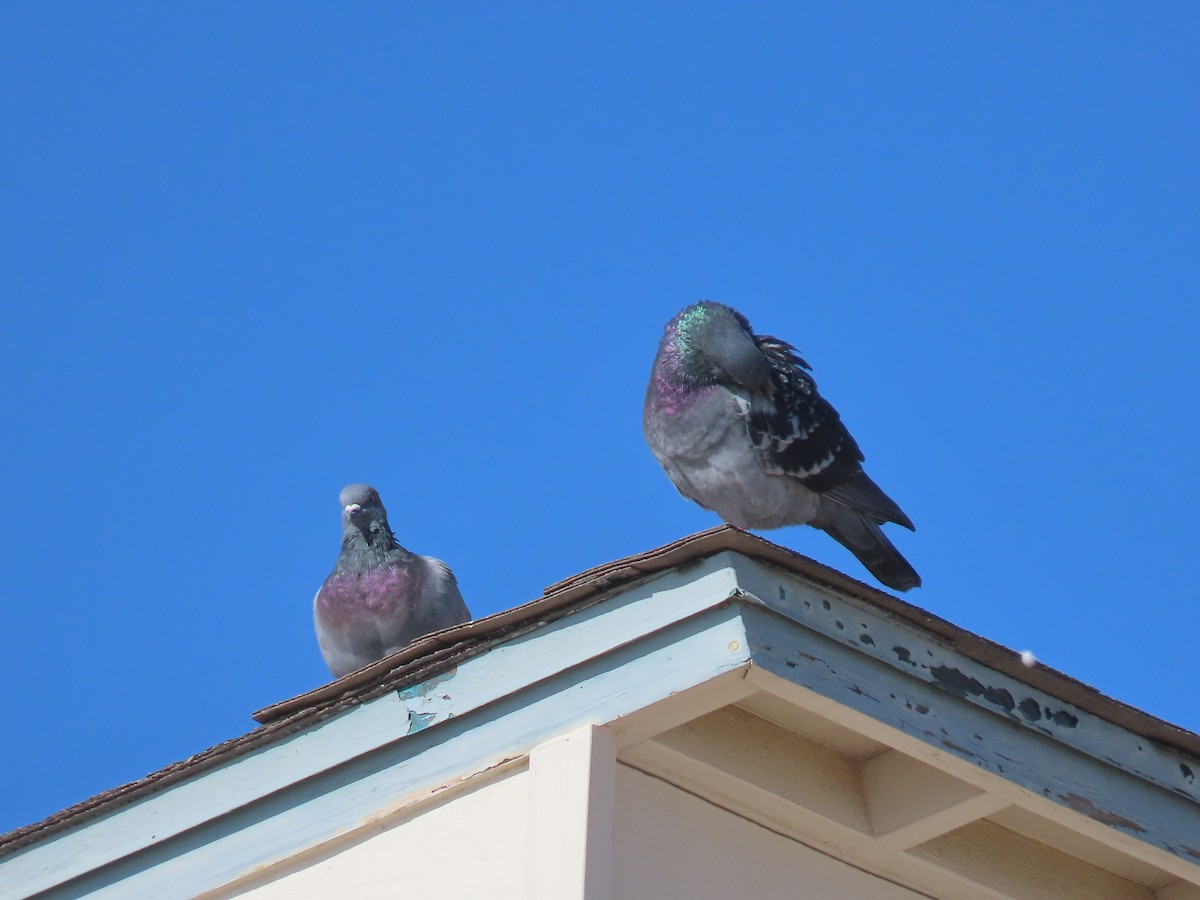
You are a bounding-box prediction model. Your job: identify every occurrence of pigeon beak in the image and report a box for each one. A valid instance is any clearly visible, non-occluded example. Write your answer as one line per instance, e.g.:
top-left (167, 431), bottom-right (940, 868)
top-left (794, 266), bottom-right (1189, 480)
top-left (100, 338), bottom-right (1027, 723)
top-left (344, 503), bottom-right (362, 516)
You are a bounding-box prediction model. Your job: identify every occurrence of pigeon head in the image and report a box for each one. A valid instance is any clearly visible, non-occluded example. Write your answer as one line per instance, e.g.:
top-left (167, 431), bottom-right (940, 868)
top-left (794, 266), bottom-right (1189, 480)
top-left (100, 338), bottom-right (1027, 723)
top-left (671, 301), bottom-right (772, 389)
top-left (338, 484), bottom-right (393, 542)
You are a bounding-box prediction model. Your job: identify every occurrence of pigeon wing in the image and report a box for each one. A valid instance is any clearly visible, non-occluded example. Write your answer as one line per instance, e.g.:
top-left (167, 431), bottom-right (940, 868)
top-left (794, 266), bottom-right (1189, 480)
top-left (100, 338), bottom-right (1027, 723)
top-left (746, 336), bottom-right (914, 529)
top-left (746, 336), bottom-right (865, 490)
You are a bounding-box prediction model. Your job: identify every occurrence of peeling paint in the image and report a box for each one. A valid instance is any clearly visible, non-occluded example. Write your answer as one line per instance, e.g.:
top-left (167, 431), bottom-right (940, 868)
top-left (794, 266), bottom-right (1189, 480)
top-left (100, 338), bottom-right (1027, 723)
top-left (821, 599), bottom-right (831, 610)
top-left (777, 586), bottom-right (786, 602)
top-left (834, 620), bottom-right (844, 630)
top-left (893, 646), bottom-right (915, 666)
top-left (930, 665), bottom-right (1015, 714)
top-left (1058, 793), bottom-right (1146, 833)
top-left (407, 710), bottom-right (437, 733)
top-left (1049, 709), bottom-right (1078, 728)
top-left (1181, 763), bottom-right (1195, 782)
top-left (858, 633), bottom-right (876, 646)
top-left (396, 667), bottom-right (458, 700)
top-left (1018, 698), bottom-right (1042, 721)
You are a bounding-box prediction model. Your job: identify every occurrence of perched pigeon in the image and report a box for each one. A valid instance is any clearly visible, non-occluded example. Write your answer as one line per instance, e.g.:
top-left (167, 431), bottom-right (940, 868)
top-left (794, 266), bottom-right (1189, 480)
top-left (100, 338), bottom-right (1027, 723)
top-left (644, 301), bottom-right (920, 591)
top-left (314, 484), bottom-right (471, 678)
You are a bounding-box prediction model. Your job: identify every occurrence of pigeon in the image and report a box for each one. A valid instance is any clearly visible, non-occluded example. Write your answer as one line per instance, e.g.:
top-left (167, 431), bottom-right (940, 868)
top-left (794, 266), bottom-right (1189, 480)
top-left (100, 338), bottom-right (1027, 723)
top-left (644, 301), bottom-right (920, 592)
top-left (314, 484), bottom-right (471, 678)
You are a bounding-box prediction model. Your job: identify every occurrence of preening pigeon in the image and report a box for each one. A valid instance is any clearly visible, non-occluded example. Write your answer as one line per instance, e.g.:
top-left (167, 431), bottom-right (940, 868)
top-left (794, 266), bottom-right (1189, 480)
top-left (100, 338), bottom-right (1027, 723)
top-left (643, 301), bottom-right (920, 592)
top-left (314, 484), bottom-right (471, 678)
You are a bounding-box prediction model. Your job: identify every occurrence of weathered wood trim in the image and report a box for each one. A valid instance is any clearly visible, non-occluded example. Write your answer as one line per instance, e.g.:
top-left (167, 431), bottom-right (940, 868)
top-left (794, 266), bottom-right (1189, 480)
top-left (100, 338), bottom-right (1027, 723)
top-left (3, 602), bottom-right (750, 899)
top-left (729, 554), bottom-right (1199, 806)
top-left (738, 598), bottom-right (1200, 885)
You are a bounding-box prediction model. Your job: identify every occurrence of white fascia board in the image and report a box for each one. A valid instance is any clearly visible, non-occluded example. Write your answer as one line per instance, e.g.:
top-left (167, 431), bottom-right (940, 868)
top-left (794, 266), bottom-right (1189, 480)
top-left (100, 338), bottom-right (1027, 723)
top-left (3, 562), bottom-right (748, 899)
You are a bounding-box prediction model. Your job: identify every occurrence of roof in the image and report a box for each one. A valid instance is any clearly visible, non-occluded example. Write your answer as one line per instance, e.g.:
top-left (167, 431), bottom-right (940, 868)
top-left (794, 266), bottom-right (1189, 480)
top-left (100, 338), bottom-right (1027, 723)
top-left (2, 526), bottom-right (1198, 863)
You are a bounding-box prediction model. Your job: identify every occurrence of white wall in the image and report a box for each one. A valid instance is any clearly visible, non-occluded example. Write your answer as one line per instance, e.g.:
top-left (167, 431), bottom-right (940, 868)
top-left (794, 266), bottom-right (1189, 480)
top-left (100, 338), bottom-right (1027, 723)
top-left (612, 764), bottom-right (927, 900)
top-left (229, 766), bottom-right (529, 899)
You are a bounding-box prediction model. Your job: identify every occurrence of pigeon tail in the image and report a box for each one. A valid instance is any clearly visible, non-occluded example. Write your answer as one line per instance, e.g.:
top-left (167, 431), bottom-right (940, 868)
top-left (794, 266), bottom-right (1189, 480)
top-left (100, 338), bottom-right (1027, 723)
top-left (819, 504), bottom-right (921, 592)
top-left (821, 471), bottom-right (914, 530)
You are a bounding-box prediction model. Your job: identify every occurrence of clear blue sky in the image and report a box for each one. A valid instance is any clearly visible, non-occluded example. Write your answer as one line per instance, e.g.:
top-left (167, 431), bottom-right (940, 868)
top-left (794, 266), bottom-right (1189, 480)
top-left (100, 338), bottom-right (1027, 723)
top-left (2, 4), bottom-right (1196, 833)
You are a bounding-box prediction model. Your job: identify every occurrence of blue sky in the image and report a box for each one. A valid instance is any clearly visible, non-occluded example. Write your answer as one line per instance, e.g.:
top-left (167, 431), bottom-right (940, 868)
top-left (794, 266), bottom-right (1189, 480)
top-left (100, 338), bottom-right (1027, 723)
top-left (2, 4), bottom-right (1197, 833)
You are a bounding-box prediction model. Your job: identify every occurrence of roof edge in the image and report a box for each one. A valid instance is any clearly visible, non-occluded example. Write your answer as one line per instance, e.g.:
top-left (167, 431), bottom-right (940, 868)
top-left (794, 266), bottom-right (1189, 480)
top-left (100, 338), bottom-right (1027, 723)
top-left (260, 525), bottom-right (1200, 761)
top-left (3, 527), bottom-right (1196, 858)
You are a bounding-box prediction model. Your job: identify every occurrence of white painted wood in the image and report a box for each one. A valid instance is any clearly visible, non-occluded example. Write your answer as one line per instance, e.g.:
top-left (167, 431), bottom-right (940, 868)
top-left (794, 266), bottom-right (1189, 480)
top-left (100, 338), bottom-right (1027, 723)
top-left (612, 764), bottom-right (928, 900)
top-left (988, 805), bottom-right (1177, 890)
top-left (1159, 882), bottom-right (1200, 900)
top-left (226, 766), bottom-right (530, 900)
top-left (623, 690), bottom-right (1199, 897)
top-left (526, 725), bottom-right (616, 900)
top-left (862, 749), bottom-right (1008, 852)
top-left (913, 818), bottom-right (1154, 900)
top-left (647, 705), bottom-right (872, 833)
top-left (622, 711), bottom-right (1015, 899)
top-left (738, 689), bottom-right (886, 760)
top-left (606, 668), bottom-right (756, 749)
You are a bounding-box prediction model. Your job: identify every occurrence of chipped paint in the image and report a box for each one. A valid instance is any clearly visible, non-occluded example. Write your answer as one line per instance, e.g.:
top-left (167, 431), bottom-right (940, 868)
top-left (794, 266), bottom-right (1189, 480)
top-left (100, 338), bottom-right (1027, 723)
top-left (930, 666), bottom-right (1016, 714)
top-left (741, 593), bottom-right (1200, 867)
top-left (407, 710), bottom-right (437, 733)
top-left (396, 666), bottom-right (457, 700)
top-left (858, 633), bottom-right (876, 646)
top-left (1059, 793), bottom-right (1146, 834)
top-left (1048, 708), bottom-right (1078, 728)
